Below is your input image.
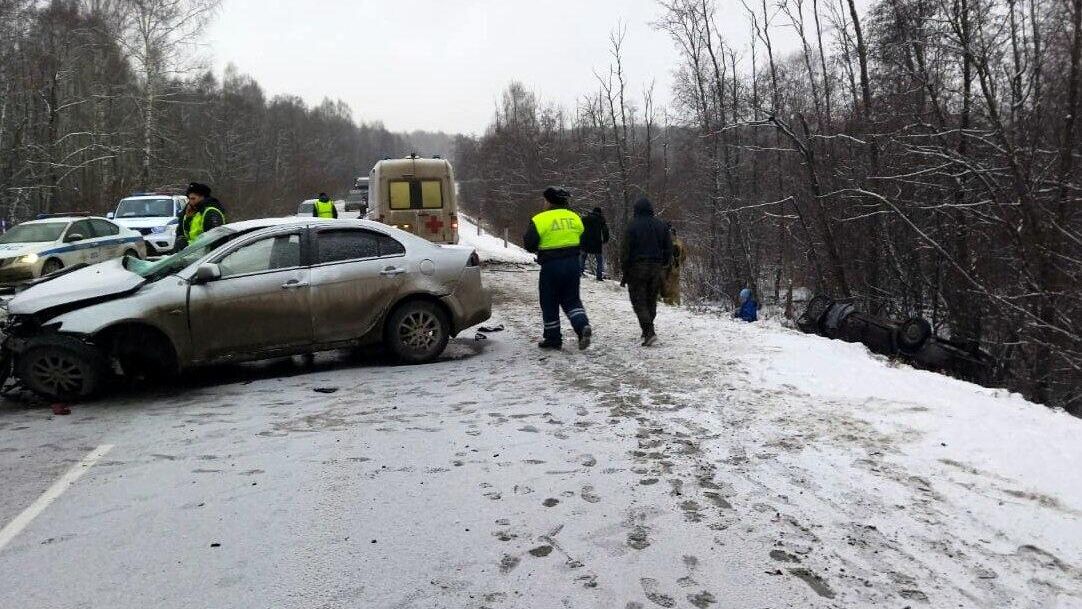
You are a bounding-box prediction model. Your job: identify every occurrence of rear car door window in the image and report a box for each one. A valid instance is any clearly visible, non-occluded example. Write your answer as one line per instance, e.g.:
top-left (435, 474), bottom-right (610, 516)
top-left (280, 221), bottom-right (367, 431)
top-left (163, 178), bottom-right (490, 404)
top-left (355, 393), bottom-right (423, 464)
top-left (67, 220), bottom-right (95, 240)
top-left (218, 234), bottom-right (301, 278)
top-left (316, 229), bottom-right (380, 263)
top-left (377, 233), bottom-right (405, 257)
top-left (90, 219), bottom-right (120, 237)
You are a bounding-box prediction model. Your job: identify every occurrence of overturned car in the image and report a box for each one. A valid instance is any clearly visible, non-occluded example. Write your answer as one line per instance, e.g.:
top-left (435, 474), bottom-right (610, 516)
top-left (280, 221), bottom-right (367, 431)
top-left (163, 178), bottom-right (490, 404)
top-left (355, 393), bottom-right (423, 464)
top-left (797, 295), bottom-right (991, 384)
top-left (0, 218), bottom-right (491, 401)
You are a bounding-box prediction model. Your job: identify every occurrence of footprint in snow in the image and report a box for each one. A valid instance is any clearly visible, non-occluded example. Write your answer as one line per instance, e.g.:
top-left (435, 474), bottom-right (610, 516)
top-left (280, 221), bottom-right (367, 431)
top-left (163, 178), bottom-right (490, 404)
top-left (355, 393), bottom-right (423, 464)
top-left (499, 554), bottom-right (520, 574)
top-left (639, 578), bottom-right (676, 608)
top-left (687, 591), bottom-right (717, 608)
top-left (528, 545), bottom-right (553, 557)
top-left (627, 526), bottom-right (650, 550)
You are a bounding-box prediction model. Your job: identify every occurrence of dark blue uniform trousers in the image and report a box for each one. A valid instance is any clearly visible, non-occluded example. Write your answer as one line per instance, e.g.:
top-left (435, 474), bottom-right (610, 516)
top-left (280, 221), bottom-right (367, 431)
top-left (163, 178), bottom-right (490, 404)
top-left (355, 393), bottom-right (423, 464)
top-left (539, 255), bottom-right (590, 343)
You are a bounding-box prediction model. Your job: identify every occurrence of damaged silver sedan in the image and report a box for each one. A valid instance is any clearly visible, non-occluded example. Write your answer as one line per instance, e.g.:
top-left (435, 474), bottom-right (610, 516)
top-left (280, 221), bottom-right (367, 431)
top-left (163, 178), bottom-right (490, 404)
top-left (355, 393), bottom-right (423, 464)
top-left (0, 218), bottom-right (491, 401)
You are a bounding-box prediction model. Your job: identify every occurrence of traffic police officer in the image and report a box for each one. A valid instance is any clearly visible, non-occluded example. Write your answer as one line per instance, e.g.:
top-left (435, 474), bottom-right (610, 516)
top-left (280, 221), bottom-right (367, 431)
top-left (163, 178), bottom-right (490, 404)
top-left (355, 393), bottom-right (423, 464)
top-left (313, 192), bottom-right (338, 218)
top-left (176, 182), bottom-right (226, 251)
top-left (523, 187), bottom-right (593, 350)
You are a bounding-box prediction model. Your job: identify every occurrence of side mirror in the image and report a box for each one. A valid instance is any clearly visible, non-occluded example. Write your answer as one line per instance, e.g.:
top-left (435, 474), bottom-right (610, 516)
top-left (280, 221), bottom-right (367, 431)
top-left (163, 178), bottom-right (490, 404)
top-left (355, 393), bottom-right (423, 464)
top-left (106, 212), bottom-right (115, 220)
top-left (65, 233), bottom-right (84, 243)
top-left (193, 263), bottom-right (221, 284)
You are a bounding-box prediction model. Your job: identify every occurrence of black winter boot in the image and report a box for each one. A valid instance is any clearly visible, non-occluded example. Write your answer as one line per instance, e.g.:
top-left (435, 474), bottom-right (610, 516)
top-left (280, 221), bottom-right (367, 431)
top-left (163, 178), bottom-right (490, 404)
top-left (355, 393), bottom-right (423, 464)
top-left (577, 325), bottom-right (592, 351)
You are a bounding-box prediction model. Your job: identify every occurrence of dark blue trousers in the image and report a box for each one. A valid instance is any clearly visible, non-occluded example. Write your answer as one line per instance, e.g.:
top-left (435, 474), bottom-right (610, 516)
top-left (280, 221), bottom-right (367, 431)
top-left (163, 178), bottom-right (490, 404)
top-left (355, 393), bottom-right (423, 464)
top-left (580, 251), bottom-right (604, 280)
top-left (539, 256), bottom-right (590, 343)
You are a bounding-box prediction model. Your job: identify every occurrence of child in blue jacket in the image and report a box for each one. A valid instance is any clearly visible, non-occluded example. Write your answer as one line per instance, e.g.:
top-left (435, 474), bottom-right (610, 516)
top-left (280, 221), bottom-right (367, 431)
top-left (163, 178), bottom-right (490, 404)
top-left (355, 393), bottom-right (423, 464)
top-left (734, 288), bottom-right (759, 322)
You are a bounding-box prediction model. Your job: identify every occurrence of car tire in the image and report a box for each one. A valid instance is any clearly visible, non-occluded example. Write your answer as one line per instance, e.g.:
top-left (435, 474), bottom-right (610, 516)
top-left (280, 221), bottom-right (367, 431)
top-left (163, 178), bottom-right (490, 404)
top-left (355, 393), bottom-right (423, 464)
top-left (41, 258), bottom-right (64, 275)
top-left (896, 317), bottom-right (932, 353)
top-left (123, 248), bottom-right (141, 259)
top-left (16, 335), bottom-right (107, 401)
top-left (384, 300), bottom-right (450, 364)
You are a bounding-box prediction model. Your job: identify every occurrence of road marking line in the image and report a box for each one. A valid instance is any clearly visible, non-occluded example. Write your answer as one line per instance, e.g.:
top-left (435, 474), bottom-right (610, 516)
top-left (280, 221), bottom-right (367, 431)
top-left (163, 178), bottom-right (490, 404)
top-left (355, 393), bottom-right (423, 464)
top-left (0, 444), bottom-right (114, 553)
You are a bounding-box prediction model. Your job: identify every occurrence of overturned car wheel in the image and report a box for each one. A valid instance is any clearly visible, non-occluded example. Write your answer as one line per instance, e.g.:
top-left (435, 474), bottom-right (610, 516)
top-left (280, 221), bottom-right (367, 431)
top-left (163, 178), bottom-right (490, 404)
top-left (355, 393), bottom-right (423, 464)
top-left (16, 335), bottom-right (107, 401)
top-left (896, 317), bottom-right (932, 353)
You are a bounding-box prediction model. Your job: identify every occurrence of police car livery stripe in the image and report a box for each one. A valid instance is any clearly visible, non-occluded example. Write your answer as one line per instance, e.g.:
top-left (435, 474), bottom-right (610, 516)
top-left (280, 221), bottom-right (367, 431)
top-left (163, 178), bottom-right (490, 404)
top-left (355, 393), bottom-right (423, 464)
top-left (40, 235), bottom-right (144, 256)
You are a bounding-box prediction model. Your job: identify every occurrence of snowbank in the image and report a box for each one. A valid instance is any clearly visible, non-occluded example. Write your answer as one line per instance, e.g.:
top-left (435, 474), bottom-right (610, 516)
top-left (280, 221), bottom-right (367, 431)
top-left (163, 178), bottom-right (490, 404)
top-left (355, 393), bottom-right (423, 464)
top-left (655, 306), bottom-right (1082, 516)
top-left (747, 321), bottom-right (1082, 526)
top-left (458, 214), bottom-right (536, 265)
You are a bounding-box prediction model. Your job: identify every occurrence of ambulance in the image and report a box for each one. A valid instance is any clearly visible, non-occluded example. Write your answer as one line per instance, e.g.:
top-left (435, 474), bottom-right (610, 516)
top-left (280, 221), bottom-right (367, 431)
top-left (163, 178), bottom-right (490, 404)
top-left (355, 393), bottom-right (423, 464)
top-left (367, 155), bottom-right (458, 244)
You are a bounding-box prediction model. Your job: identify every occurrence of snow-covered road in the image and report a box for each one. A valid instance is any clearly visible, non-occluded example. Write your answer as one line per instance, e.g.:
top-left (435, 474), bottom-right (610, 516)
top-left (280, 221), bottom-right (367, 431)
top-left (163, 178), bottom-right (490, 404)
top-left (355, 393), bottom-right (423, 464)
top-left (0, 259), bottom-right (1079, 608)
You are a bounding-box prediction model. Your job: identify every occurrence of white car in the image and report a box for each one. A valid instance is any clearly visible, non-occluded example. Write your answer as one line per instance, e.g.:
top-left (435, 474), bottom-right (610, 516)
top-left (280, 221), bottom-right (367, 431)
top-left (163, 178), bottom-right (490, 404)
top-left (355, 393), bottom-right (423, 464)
top-left (109, 194), bottom-right (186, 254)
top-left (0, 216), bottom-right (147, 283)
top-left (295, 199), bottom-right (317, 217)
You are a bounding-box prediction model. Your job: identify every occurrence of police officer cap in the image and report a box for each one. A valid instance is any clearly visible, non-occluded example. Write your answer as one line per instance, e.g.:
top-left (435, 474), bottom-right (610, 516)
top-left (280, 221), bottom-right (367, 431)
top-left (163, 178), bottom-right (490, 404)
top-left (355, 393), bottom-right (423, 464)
top-left (543, 187), bottom-right (570, 206)
top-left (318, 192), bottom-right (329, 200)
top-left (186, 182), bottom-right (211, 197)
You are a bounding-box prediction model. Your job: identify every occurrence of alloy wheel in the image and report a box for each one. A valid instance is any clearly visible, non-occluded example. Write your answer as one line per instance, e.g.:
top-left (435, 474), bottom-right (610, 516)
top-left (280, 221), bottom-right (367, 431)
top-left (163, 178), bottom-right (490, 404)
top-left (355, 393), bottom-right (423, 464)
top-left (398, 310), bottom-right (441, 352)
top-left (30, 353), bottom-right (86, 396)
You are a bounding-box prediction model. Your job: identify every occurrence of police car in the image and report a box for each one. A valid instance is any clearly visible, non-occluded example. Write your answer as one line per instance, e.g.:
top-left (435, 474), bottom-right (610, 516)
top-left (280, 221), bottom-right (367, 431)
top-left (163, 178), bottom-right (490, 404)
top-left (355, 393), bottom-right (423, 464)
top-left (109, 193), bottom-right (186, 254)
top-left (0, 215), bottom-right (146, 283)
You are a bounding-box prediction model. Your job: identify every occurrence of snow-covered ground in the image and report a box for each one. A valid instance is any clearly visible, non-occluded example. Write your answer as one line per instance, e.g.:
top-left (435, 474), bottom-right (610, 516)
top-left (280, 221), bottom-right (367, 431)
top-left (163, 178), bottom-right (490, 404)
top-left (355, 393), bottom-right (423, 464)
top-left (1, 238), bottom-right (1079, 608)
top-left (459, 214), bottom-right (537, 265)
top-left (488, 270), bottom-right (1082, 608)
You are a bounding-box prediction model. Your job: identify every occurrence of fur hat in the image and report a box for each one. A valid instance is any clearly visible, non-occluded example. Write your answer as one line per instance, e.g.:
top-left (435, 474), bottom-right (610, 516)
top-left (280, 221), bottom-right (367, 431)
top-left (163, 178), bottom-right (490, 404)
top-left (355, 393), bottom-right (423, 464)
top-left (186, 182), bottom-right (211, 197)
top-left (543, 187), bottom-right (570, 206)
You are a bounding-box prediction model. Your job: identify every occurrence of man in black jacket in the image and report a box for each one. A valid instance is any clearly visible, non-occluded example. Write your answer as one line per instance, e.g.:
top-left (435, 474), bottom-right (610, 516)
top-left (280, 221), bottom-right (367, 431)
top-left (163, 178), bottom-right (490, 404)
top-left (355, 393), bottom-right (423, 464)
top-left (580, 207), bottom-right (610, 281)
top-left (620, 197), bottom-right (673, 346)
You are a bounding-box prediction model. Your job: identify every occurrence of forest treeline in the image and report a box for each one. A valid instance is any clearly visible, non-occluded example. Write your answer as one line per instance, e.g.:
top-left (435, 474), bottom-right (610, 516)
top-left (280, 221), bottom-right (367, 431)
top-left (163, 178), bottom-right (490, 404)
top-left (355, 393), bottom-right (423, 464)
top-left (0, 0), bottom-right (420, 220)
top-left (454, 0), bottom-right (1082, 411)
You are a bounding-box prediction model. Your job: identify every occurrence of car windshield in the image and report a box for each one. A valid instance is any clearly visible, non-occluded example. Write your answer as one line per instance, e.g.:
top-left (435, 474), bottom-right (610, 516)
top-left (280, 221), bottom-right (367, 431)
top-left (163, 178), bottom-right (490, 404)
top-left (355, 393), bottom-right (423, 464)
top-left (297, 202), bottom-right (314, 214)
top-left (115, 198), bottom-right (175, 218)
top-left (125, 226), bottom-right (238, 281)
top-left (0, 222), bottom-right (67, 244)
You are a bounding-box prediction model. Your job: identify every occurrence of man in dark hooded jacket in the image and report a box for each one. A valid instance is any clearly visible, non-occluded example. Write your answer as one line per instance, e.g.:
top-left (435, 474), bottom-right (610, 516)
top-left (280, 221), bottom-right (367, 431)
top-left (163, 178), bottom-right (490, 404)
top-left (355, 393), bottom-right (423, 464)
top-left (620, 197), bottom-right (672, 346)
top-left (580, 207), bottom-right (610, 280)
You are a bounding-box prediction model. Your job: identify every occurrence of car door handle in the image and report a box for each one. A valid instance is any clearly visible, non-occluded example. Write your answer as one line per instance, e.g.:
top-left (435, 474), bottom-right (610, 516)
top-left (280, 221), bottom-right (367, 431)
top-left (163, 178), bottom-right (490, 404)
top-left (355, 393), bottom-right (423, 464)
top-left (281, 279), bottom-right (310, 289)
top-left (380, 267), bottom-right (406, 277)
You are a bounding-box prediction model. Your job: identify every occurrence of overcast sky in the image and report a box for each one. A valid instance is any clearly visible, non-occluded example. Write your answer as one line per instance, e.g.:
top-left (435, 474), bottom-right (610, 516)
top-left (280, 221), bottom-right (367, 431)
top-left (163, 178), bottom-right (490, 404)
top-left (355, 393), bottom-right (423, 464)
top-left (206, 0), bottom-right (805, 135)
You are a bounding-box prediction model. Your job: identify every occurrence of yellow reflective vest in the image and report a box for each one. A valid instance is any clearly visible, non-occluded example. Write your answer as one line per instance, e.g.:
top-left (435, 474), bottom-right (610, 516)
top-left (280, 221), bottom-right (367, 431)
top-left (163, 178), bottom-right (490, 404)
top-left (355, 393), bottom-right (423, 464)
top-left (314, 199), bottom-right (335, 218)
top-left (185, 206), bottom-right (224, 243)
top-left (531, 208), bottom-right (584, 250)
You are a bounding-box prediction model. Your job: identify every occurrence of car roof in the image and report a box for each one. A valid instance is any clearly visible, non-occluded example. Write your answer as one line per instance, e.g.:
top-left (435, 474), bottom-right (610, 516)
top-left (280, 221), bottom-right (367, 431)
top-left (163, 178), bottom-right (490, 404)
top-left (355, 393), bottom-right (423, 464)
top-left (20, 216), bottom-right (102, 225)
top-left (120, 194), bottom-right (180, 199)
top-left (226, 217), bottom-right (393, 230)
top-left (225, 217), bottom-right (435, 244)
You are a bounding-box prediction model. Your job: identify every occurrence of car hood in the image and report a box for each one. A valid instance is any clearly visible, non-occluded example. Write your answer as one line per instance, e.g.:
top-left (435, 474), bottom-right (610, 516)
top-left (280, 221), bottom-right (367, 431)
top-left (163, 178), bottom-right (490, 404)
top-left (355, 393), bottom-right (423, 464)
top-left (7, 258), bottom-right (144, 315)
top-left (115, 217), bottom-right (175, 228)
top-left (0, 242), bottom-right (50, 259)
